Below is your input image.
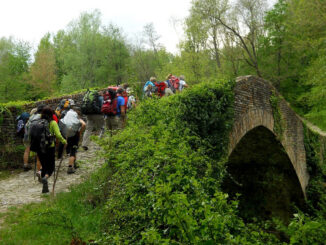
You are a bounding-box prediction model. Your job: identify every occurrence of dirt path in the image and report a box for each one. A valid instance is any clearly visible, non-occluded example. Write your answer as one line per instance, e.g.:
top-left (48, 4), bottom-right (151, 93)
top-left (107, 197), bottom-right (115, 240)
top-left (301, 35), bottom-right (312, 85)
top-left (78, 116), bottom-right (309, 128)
top-left (0, 142), bottom-right (103, 219)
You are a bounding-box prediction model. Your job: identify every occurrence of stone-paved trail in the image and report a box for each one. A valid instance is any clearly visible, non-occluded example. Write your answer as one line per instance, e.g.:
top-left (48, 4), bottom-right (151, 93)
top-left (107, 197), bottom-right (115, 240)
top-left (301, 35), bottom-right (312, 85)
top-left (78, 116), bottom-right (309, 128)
top-left (0, 142), bottom-right (104, 218)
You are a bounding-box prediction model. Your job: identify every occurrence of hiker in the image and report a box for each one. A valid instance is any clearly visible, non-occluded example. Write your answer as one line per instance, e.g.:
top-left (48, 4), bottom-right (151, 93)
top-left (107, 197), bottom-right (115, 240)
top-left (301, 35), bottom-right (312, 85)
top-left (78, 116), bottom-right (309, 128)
top-left (165, 74), bottom-right (175, 93)
top-left (102, 88), bottom-right (119, 136)
top-left (116, 88), bottom-right (127, 129)
top-left (179, 75), bottom-right (188, 92)
top-left (144, 84), bottom-right (154, 98)
top-left (58, 105), bottom-right (86, 174)
top-left (143, 77), bottom-right (156, 93)
top-left (126, 87), bottom-right (136, 109)
top-left (169, 75), bottom-right (180, 93)
top-left (154, 81), bottom-right (167, 97)
top-left (55, 98), bottom-right (73, 120)
top-left (121, 83), bottom-right (130, 111)
top-left (164, 81), bottom-right (174, 96)
top-left (81, 90), bottom-right (104, 151)
top-left (30, 106), bottom-right (67, 193)
top-left (23, 105), bottom-right (45, 172)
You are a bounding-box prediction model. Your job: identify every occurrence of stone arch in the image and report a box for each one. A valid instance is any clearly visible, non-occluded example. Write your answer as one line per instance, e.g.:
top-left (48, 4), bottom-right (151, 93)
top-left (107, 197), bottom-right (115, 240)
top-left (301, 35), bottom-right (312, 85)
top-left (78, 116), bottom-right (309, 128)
top-left (228, 76), bottom-right (309, 197)
top-left (225, 125), bottom-right (306, 222)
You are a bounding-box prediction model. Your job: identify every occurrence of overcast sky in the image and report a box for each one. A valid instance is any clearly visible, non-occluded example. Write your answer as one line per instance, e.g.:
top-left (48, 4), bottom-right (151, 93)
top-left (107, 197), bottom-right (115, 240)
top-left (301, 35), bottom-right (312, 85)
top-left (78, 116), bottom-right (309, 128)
top-left (1, 0), bottom-right (277, 54)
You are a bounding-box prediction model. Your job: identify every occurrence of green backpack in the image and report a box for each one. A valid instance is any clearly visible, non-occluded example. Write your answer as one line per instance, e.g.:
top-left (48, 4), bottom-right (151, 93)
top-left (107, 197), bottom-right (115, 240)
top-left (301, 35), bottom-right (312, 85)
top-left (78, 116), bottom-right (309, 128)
top-left (81, 89), bottom-right (101, 115)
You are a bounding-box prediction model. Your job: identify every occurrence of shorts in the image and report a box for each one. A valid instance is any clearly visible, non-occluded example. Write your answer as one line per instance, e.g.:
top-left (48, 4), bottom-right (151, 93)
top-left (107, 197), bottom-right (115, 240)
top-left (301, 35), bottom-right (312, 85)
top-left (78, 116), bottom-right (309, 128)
top-left (66, 133), bottom-right (80, 157)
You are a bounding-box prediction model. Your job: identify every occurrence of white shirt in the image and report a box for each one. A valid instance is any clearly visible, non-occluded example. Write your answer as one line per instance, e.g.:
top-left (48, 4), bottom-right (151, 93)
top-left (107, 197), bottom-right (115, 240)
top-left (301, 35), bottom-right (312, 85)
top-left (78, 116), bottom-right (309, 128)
top-left (179, 80), bottom-right (187, 91)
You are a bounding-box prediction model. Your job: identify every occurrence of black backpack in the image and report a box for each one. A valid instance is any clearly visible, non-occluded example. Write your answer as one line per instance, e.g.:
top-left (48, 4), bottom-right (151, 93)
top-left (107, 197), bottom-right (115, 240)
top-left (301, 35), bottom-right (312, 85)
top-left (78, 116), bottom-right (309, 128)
top-left (29, 118), bottom-right (54, 153)
top-left (16, 112), bottom-right (30, 138)
top-left (81, 89), bottom-right (101, 115)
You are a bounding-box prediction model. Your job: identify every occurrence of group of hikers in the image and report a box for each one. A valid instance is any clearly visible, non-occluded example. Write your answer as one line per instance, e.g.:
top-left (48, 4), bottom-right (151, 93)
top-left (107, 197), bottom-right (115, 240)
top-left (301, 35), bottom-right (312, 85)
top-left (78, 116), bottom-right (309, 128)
top-left (143, 74), bottom-right (188, 98)
top-left (15, 74), bottom-right (188, 194)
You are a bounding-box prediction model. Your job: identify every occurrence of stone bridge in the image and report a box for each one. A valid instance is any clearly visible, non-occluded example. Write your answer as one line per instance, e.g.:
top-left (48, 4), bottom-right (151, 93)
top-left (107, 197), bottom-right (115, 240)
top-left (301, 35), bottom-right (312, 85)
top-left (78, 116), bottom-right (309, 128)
top-left (227, 76), bottom-right (310, 203)
top-left (223, 75), bottom-right (326, 221)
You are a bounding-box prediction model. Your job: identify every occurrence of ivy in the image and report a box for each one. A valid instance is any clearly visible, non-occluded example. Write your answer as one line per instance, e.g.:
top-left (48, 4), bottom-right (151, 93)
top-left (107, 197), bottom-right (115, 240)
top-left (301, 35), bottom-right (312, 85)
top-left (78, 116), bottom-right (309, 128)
top-left (303, 124), bottom-right (326, 211)
top-left (270, 90), bottom-right (284, 141)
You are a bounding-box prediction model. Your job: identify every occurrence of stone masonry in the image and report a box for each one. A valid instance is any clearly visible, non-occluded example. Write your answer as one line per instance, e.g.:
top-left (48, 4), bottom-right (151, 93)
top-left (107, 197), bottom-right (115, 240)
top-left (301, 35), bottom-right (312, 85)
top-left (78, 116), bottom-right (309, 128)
top-left (229, 75), bottom-right (309, 197)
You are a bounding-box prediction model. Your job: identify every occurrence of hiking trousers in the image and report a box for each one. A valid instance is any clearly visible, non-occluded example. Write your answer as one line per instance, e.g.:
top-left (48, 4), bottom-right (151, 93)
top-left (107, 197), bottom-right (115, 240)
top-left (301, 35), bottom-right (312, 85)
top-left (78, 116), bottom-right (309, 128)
top-left (38, 147), bottom-right (55, 178)
top-left (104, 115), bottom-right (125, 136)
top-left (82, 114), bottom-right (104, 147)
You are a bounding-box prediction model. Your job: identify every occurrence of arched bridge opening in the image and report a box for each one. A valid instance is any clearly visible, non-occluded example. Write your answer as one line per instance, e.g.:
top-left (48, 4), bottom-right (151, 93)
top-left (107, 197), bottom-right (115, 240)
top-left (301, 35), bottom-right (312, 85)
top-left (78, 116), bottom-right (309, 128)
top-left (222, 126), bottom-right (305, 223)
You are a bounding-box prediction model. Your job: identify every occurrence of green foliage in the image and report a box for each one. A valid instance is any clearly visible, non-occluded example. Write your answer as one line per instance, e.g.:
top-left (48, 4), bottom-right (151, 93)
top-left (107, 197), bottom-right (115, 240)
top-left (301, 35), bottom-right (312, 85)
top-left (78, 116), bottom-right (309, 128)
top-left (53, 11), bottom-right (131, 92)
top-left (90, 79), bottom-right (279, 243)
top-left (285, 213), bottom-right (326, 244)
top-left (0, 37), bottom-right (31, 102)
top-left (303, 125), bottom-right (326, 211)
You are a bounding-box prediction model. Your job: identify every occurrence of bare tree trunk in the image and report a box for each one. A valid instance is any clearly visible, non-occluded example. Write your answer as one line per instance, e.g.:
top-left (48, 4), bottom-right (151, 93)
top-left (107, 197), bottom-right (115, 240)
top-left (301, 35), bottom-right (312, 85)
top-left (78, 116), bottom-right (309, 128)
top-left (212, 33), bottom-right (221, 69)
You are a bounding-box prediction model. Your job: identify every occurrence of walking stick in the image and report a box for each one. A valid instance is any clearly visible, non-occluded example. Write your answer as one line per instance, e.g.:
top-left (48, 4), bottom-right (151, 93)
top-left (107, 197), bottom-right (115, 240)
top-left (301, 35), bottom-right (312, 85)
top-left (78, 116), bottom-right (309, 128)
top-left (52, 145), bottom-right (66, 196)
top-left (34, 155), bottom-right (37, 181)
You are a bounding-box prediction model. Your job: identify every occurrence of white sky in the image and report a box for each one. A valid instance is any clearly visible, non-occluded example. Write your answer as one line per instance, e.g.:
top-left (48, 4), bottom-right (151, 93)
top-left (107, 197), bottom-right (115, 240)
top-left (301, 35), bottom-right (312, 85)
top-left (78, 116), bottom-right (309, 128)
top-left (0, 0), bottom-right (278, 54)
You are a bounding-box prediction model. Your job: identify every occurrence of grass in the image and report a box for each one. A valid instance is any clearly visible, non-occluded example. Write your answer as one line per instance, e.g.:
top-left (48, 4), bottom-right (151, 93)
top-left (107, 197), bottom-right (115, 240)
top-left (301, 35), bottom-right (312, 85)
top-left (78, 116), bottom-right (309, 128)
top-left (0, 166), bottom-right (108, 245)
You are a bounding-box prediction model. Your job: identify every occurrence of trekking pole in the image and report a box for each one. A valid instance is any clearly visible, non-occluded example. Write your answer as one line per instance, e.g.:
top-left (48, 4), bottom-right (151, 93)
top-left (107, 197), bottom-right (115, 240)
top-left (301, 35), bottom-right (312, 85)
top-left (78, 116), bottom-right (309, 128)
top-left (34, 155), bottom-right (36, 181)
top-left (52, 145), bottom-right (66, 196)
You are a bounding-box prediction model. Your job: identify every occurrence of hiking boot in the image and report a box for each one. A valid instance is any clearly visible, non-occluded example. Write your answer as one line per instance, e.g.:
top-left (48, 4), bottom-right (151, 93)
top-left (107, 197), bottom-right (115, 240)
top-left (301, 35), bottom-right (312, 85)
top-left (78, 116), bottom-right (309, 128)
top-left (36, 171), bottom-right (42, 183)
top-left (67, 166), bottom-right (76, 174)
top-left (42, 177), bottom-right (49, 193)
top-left (23, 164), bottom-right (32, 171)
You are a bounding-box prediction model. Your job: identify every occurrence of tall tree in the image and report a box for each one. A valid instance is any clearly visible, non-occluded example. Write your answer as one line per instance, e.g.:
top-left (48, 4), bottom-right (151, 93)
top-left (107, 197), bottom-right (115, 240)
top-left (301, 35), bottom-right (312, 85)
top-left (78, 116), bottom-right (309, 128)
top-left (53, 10), bottom-right (131, 92)
top-left (28, 33), bottom-right (57, 99)
top-left (0, 38), bottom-right (30, 102)
top-left (190, 0), bottom-right (230, 70)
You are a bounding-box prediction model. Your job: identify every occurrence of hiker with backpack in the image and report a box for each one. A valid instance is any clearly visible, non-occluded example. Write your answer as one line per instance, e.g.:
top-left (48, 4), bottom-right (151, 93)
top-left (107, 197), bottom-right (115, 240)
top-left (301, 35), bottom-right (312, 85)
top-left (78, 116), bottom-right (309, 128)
top-left (126, 87), bottom-right (136, 109)
top-left (29, 106), bottom-right (67, 193)
top-left (169, 74), bottom-right (180, 93)
top-left (116, 88), bottom-right (127, 129)
top-left (81, 89), bottom-right (104, 151)
top-left (154, 81), bottom-right (167, 97)
top-left (164, 81), bottom-right (174, 96)
top-left (178, 75), bottom-right (188, 92)
top-left (55, 98), bottom-right (73, 120)
top-left (58, 104), bottom-right (86, 174)
top-left (165, 74), bottom-right (176, 94)
top-left (23, 105), bottom-right (45, 172)
top-left (102, 88), bottom-right (119, 136)
top-left (143, 77), bottom-right (157, 93)
top-left (102, 87), bottom-right (126, 134)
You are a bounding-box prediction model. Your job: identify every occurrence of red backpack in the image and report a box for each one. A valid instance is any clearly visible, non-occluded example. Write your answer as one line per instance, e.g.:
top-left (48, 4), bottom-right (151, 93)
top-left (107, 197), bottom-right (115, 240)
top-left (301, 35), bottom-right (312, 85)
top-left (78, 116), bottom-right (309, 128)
top-left (101, 92), bottom-right (117, 115)
top-left (169, 76), bottom-right (180, 90)
top-left (154, 82), bottom-right (167, 97)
